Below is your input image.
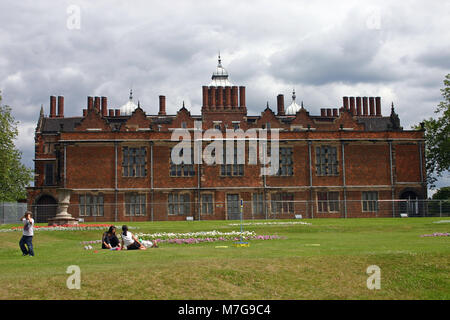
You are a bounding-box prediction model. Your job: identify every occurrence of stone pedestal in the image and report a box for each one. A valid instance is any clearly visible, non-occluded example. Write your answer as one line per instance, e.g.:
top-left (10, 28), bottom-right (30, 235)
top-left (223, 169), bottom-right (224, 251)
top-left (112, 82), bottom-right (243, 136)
top-left (48, 189), bottom-right (78, 226)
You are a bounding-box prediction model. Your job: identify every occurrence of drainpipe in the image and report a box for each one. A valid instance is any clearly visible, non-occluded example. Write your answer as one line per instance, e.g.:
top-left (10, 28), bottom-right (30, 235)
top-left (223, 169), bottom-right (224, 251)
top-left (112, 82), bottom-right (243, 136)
top-left (150, 141), bottom-right (154, 222)
top-left (341, 142), bottom-right (347, 219)
top-left (389, 141), bottom-right (395, 217)
top-left (114, 142), bottom-right (118, 222)
top-left (308, 141), bottom-right (313, 219)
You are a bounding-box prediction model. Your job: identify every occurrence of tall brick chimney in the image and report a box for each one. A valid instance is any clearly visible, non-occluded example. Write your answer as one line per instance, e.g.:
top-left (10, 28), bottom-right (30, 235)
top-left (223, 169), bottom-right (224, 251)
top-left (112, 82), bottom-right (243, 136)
top-left (239, 86), bottom-right (246, 108)
top-left (115, 109), bottom-right (121, 116)
top-left (369, 97), bottom-right (375, 116)
top-left (375, 97), bottom-right (381, 116)
top-left (50, 96), bottom-right (56, 118)
top-left (363, 97), bottom-right (368, 116)
top-left (225, 86), bottom-right (231, 107)
top-left (101, 97), bottom-right (108, 117)
top-left (277, 94), bottom-right (285, 115)
top-left (202, 86), bottom-right (208, 108)
top-left (356, 97), bottom-right (362, 116)
top-left (349, 97), bottom-right (356, 115)
top-left (57, 96), bottom-right (64, 118)
top-left (333, 108), bottom-right (338, 117)
top-left (210, 87), bottom-right (216, 107)
top-left (158, 95), bottom-right (166, 115)
top-left (87, 96), bottom-right (93, 111)
top-left (320, 108), bottom-right (326, 116)
top-left (94, 97), bottom-right (100, 112)
top-left (326, 108), bottom-right (332, 117)
top-left (109, 109), bottom-right (114, 117)
top-left (232, 86), bottom-right (238, 107)
top-left (217, 86), bottom-right (224, 107)
top-left (343, 97), bottom-right (349, 110)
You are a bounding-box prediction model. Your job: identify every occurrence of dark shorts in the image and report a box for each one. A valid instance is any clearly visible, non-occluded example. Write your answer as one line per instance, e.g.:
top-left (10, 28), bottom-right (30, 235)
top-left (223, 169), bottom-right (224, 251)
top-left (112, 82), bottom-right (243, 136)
top-left (127, 241), bottom-right (141, 250)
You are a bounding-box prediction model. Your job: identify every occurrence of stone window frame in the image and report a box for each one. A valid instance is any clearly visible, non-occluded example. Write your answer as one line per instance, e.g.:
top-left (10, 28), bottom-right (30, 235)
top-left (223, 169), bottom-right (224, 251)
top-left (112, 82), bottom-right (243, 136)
top-left (315, 144), bottom-right (339, 176)
top-left (316, 191), bottom-right (340, 213)
top-left (79, 193), bottom-right (104, 217)
top-left (252, 192), bottom-right (264, 215)
top-left (362, 191), bottom-right (379, 212)
top-left (270, 192), bottom-right (294, 215)
top-left (169, 147), bottom-right (195, 177)
top-left (200, 193), bottom-right (214, 215)
top-left (124, 193), bottom-right (147, 216)
top-left (168, 192), bottom-right (191, 216)
top-left (122, 146), bottom-right (147, 178)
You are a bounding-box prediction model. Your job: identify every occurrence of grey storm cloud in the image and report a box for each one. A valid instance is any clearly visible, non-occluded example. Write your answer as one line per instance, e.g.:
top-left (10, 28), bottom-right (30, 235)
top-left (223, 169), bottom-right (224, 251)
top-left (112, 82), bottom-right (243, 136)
top-left (0, 0), bottom-right (449, 189)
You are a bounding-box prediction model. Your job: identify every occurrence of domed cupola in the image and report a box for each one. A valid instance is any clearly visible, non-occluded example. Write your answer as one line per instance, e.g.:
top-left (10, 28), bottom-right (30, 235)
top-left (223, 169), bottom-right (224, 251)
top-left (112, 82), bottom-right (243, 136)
top-left (120, 89), bottom-right (138, 115)
top-left (209, 54), bottom-right (233, 87)
top-left (285, 89), bottom-right (303, 115)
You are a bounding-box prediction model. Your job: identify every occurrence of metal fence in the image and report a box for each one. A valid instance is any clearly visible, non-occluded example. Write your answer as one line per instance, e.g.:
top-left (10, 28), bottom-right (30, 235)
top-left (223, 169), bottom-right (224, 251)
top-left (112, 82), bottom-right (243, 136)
top-left (0, 203), bottom-right (28, 224)
top-left (9, 199), bottom-right (449, 223)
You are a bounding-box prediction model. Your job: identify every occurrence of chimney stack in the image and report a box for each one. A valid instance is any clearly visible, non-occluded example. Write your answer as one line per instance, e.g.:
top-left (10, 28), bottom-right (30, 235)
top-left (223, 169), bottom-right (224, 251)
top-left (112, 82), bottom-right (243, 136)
top-left (356, 97), bottom-right (362, 116)
top-left (87, 96), bottom-right (93, 110)
top-left (225, 86), bottom-right (231, 107)
top-left (158, 95), bottom-right (166, 115)
top-left (320, 108), bottom-right (326, 117)
top-left (210, 87), bottom-right (216, 107)
top-left (101, 97), bottom-right (108, 117)
top-left (83, 109), bottom-right (87, 117)
top-left (115, 109), bottom-right (121, 116)
top-left (363, 97), bottom-right (368, 116)
top-left (94, 97), bottom-right (100, 112)
top-left (109, 109), bottom-right (114, 117)
top-left (349, 97), bottom-right (356, 115)
top-left (232, 86), bottom-right (238, 107)
top-left (50, 96), bottom-right (56, 118)
top-left (217, 86), bottom-right (224, 107)
top-left (326, 108), bottom-right (332, 117)
top-left (375, 97), bottom-right (381, 116)
top-left (57, 96), bottom-right (64, 118)
top-left (333, 108), bottom-right (338, 117)
top-left (202, 86), bottom-right (208, 107)
top-left (343, 97), bottom-right (349, 110)
top-left (369, 97), bottom-right (375, 116)
top-left (239, 86), bottom-right (246, 108)
top-left (277, 94), bottom-right (285, 115)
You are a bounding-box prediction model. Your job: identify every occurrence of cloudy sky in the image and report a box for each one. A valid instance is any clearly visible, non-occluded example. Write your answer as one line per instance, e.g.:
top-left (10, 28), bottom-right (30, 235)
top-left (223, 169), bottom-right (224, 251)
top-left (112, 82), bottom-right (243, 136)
top-left (0, 0), bottom-right (449, 191)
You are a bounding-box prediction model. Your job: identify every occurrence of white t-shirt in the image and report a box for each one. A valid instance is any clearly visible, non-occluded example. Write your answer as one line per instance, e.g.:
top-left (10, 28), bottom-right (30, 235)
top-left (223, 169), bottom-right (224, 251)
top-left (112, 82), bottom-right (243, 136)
top-left (22, 218), bottom-right (34, 236)
top-left (121, 231), bottom-right (135, 247)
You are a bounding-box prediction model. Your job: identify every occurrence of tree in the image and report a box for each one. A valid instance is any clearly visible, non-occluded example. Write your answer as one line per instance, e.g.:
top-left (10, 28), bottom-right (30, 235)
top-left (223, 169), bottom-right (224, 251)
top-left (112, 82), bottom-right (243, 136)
top-left (432, 186), bottom-right (450, 200)
top-left (419, 74), bottom-right (450, 187)
top-left (0, 92), bottom-right (33, 201)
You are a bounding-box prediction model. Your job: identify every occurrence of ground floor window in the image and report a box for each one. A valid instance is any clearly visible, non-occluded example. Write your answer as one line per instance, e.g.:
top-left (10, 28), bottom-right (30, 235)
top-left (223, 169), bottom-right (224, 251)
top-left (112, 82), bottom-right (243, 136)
top-left (125, 193), bottom-right (146, 216)
top-left (317, 191), bottom-right (340, 213)
top-left (271, 192), bottom-right (294, 214)
top-left (362, 191), bottom-right (378, 212)
top-left (201, 194), bottom-right (214, 215)
top-left (168, 193), bottom-right (191, 215)
top-left (79, 194), bottom-right (104, 217)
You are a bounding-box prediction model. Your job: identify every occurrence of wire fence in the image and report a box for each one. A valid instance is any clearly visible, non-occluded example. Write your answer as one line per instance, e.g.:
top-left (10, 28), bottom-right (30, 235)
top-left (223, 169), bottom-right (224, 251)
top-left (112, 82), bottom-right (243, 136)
top-left (3, 199), bottom-right (448, 224)
top-left (0, 203), bottom-right (28, 224)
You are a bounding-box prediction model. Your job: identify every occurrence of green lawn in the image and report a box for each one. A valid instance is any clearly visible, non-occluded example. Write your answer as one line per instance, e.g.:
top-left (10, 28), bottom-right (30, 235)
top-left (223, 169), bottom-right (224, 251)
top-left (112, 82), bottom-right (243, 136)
top-left (0, 218), bottom-right (448, 300)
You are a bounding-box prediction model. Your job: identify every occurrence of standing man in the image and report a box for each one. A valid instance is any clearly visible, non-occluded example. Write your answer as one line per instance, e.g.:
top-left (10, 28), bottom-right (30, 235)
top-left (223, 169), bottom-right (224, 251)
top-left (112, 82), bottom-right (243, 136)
top-left (19, 211), bottom-right (35, 256)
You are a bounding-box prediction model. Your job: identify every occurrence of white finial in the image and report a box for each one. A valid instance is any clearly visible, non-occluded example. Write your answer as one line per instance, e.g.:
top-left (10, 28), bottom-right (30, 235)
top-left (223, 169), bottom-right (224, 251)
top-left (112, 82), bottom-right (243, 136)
top-left (129, 89), bottom-right (133, 101)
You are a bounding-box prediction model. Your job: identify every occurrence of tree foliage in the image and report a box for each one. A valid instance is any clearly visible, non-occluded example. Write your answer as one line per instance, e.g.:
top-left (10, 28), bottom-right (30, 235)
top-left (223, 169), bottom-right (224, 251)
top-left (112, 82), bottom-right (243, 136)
top-left (420, 74), bottom-right (450, 187)
top-left (432, 186), bottom-right (450, 200)
top-left (0, 93), bottom-right (33, 201)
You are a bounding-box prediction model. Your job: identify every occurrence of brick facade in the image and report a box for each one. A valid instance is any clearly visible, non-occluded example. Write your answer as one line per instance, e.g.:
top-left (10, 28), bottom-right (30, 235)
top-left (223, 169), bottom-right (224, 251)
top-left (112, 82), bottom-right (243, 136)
top-left (27, 61), bottom-right (427, 222)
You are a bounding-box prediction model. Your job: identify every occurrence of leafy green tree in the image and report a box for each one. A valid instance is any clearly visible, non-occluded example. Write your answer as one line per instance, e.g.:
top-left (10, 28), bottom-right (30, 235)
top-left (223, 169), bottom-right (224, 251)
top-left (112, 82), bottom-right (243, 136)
top-left (419, 74), bottom-right (450, 187)
top-left (0, 92), bottom-right (33, 201)
top-left (432, 186), bottom-right (450, 200)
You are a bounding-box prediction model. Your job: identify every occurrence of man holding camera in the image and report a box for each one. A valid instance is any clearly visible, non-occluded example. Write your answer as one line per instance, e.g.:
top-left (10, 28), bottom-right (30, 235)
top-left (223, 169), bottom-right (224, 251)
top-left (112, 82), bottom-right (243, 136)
top-left (19, 211), bottom-right (35, 257)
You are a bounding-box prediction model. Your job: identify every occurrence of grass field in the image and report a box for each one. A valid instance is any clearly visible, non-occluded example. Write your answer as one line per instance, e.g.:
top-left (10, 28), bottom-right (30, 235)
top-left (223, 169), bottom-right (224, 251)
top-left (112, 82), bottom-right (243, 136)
top-left (0, 218), bottom-right (449, 300)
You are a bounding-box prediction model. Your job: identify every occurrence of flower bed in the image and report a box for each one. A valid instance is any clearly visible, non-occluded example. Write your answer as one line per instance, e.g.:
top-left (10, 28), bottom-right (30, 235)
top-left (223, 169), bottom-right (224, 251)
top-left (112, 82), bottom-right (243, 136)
top-left (0, 224), bottom-right (138, 233)
top-left (136, 230), bottom-right (256, 240)
top-left (420, 232), bottom-right (449, 237)
top-left (228, 221), bottom-right (312, 226)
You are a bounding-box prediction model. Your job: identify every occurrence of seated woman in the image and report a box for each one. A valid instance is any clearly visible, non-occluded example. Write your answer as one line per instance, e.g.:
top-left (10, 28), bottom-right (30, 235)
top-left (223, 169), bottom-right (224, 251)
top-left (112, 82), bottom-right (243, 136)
top-left (120, 225), bottom-right (146, 250)
top-left (102, 226), bottom-right (121, 249)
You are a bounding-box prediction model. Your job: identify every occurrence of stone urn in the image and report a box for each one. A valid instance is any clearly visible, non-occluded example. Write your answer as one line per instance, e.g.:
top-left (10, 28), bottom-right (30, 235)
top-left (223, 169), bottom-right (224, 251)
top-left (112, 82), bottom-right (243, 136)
top-left (48, 189), bottom-right (79, 226)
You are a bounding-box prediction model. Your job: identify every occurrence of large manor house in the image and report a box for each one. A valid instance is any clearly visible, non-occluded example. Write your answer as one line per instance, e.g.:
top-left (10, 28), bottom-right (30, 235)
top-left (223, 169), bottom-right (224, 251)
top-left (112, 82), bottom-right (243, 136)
top-left (27, 56), bottom-right (426, 222)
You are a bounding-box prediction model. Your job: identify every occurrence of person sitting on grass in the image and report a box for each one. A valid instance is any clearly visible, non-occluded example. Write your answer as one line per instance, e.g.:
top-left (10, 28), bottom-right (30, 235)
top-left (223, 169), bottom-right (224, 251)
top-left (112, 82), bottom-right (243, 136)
top-left (102, 226), bottom-right (121, 250)
top-left (120, 225), bottom-right (146, 250)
